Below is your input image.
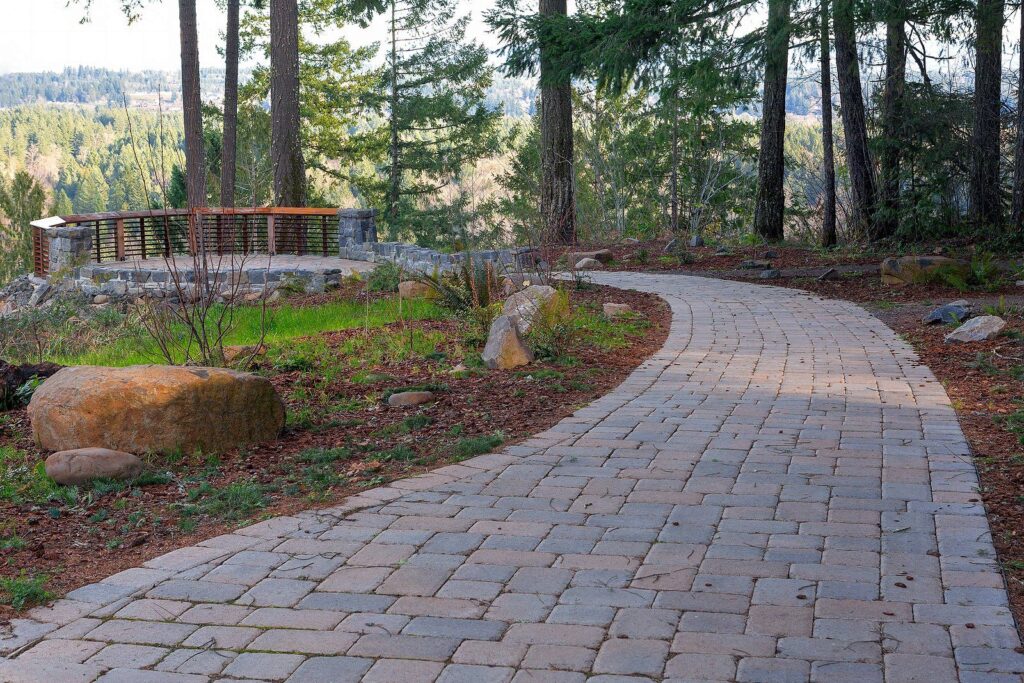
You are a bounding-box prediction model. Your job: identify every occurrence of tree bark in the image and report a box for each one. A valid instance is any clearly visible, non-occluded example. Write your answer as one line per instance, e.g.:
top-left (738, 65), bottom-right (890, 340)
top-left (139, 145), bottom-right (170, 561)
top-left (820, 0), bottom-right (837, 247)
top-left (220, 0), bottom-right (240, 208)
top-left (178, 0), bottom-right (206, 209)
top-left (971, 0), bottom-right (1004, 229)
top-left (878, 4), bottom-right (905, 239)
top-left (1012, 9), bottom-right (1024, 229)
top-left (539, 0), bottom-right (576, 244)
top-left (833, 0), bottom-right (877, 237)
top-left (388, 0), bottom-right (401, 227)
top-left (753, 0), bottom-right (790, 242)
top-left (270, 0), bottom-right (306, 208)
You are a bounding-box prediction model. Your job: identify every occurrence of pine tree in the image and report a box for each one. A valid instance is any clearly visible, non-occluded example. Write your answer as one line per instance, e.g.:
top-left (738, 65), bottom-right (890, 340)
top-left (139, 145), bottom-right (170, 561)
top-left (360, 0), bottom-right (502, 246)
top-left (970, 0), bottom-right (1004, 229)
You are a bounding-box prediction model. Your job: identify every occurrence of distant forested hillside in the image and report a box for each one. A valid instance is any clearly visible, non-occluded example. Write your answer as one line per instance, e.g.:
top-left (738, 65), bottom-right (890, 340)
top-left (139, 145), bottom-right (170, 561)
top-left (0, 67), bottom-right (541, 117)
top-left (0, 67), bottom-right (230, 110)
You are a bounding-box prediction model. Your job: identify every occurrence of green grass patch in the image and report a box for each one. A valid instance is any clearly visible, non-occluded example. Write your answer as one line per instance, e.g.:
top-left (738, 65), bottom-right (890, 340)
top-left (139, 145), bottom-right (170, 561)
top-left (0, 573), bottom-right (52, 611)
top-left (0, 534), bottom-right (25, 551)
top-left (52, 297), bottom-right (445, 367)
top-left (179, 478), bottom-right (270, 524)
top-left (453, 433), bottom-right (504, 461)
top-left (0, 446), bottom-right (78, 507)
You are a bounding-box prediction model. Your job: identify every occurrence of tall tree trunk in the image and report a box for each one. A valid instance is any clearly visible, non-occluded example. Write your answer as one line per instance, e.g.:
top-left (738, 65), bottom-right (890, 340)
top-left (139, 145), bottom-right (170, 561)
top-left (1012, 12), bottom-right (1024, 229)
top-left (753, 0), bottom-right (790, 242)
top-left (820, 0), bottom-right (837, 247)
top-left (220, 0), bottom-right (239, 208)
top-left (179, 0), bottom-right (206, 209)
top-left (878, 4), bottom-right (905, 239)
top-left (971, 0), bottom-right (1004, 229)
top-left (833, 0), bottom-right (877, 237)
top-left (388, 0), bottom-right (401, 228)
top-left (539, 0), bottom-right (576, 244)
top-left (270, 0), bottom-right (306, 208)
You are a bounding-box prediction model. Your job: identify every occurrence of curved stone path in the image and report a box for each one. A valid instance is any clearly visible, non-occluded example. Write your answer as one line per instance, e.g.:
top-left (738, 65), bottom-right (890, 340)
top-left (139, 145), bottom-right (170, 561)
top-left (3, 273), bottom-right (1023, 683)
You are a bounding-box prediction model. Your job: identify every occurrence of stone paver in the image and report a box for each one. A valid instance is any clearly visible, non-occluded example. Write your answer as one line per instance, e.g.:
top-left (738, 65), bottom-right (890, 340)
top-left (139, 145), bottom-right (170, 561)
top-left (2, 273), bottom-right (1021, 682)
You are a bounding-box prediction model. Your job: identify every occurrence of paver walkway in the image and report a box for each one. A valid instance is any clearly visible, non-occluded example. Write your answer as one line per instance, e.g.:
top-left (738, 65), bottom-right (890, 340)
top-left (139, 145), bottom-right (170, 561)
top-left (3, 273), bottom-right (1023, 682)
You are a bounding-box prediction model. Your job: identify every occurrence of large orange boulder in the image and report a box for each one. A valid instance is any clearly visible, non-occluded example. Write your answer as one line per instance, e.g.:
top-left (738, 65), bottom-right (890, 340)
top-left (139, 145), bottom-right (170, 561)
top-left (28, 365), bottom-right (285, 455)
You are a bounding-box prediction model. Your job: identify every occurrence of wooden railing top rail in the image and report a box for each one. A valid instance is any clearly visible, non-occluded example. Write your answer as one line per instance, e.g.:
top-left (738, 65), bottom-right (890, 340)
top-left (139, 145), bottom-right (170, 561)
top-left (33, 206), bottom-right (341, 228)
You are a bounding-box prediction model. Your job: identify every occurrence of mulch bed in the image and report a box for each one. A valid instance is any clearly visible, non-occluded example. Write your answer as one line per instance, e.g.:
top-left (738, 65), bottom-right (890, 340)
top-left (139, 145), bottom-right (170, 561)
top-left (876, 304), bottom-right (1024, 628)
top-left (0, 283), bottom-right (669, 623)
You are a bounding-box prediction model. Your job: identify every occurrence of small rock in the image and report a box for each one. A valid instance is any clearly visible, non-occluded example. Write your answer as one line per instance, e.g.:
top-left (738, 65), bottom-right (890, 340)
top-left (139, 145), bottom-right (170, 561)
top-left (714, 247), bottom-right (730, 256)
top-left (760, 269), bottom-right (782, 279)
top-left (817, 268), bottom-right (838, 281)
top-left (398, 280), bottom-right (435, 299)
top-left (603, 303), bottom-right (633, 318)
top-left (27, 283), bottom-right (52, 307)
top-left (92, 294), bottom-right (111, 305)
top-left (1015, 280), bottom-right (1024, 287)
top-left (945, 315), bottom-right (1006, 343)
top-left (922, 303), bottom-right (973, 325)
top-left (741, 259), bottom-right (772, 270)
top-left (450, 363), bottom-right (467, 374)
top-left (575, 257), bottom-right (603, 270)
top-left (622, 237), bottom-right (640, 244)
top-left (663, 238), bottom-right (678, 254)
top-left (763, 250), bottom-right (779, 259)
top-left (45, 448), bottom-right (144, 486)
top-left (223, 344), bottom-right (265, 365)
top-left (482, 315), bottom-right (534, 370)
top-left (568, 249), bottom-right (614, 264)
top-left (689, 234), bottom-right (704, 248)
top-left (387, 390), bottom-right (435, 408)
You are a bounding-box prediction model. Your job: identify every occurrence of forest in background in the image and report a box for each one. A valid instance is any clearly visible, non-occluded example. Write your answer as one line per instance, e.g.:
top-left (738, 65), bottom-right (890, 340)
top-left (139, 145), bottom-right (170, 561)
top-left (4, 0), bottom-right (1024, 287)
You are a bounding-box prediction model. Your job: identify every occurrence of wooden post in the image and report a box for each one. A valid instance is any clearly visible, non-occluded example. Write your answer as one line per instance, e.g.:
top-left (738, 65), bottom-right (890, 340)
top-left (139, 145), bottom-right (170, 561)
top-left (267, 214), bottom-right (276, 255)
top-left (162, 216), bottom-right (172, 257)
top-left (115, 218), bottom-right (126, 261)
top-left (139, 216), bottom-right (147, 260)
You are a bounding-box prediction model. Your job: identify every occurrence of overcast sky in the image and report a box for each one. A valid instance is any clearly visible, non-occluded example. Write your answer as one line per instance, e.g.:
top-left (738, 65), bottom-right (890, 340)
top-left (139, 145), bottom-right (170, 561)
top-left (0, 0), bottom-right (538, 74)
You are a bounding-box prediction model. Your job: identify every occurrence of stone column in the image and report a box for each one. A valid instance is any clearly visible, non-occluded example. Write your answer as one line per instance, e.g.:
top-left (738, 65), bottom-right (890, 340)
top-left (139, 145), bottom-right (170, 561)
top-left (47, 226), bottom-right (93, 276)
top-left (338, 209), bottom-right (378, 247)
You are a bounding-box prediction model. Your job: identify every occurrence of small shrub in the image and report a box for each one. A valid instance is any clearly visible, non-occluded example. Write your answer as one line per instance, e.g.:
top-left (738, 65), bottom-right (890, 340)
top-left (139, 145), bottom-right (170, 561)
top-left (0, 573), bottom-right (52, 611)
top-left (528, 290), bottom-right (579, 362)
top-left (298, 447), bottom-right (352, 464)
top-left (984, 296), bottom-right (1019, 317)
top-left (378, 445), bottom-right (418, 462)
top-left (368, 262), bottom-right (401, 292)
